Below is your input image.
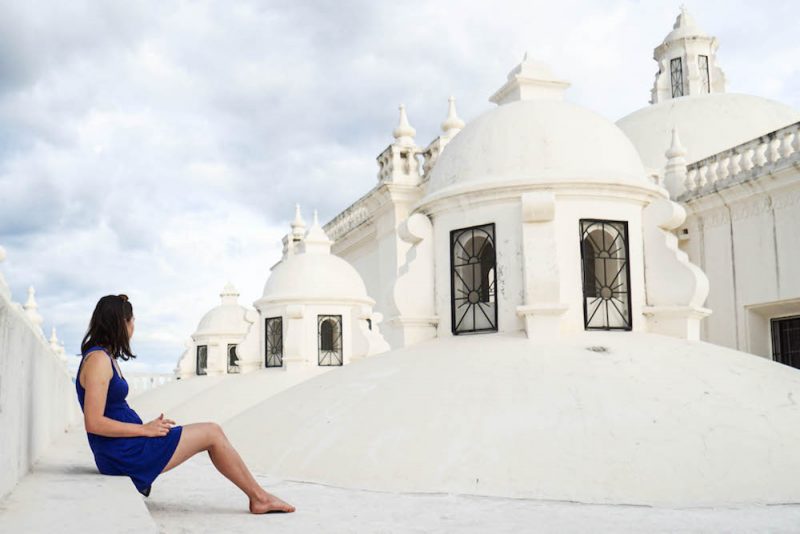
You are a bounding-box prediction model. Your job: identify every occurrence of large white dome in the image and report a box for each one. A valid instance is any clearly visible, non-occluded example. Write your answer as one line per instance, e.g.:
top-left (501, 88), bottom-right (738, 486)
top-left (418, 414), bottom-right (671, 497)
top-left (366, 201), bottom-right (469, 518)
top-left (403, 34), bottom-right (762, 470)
top-left (261, 252), bottom-right (371, 303)
top-left (225, 332), bottom-right (800, 506)
top-left (617, 93), bottom-right (800, 171)
top-left (424, 99), bottom-right (651, 199)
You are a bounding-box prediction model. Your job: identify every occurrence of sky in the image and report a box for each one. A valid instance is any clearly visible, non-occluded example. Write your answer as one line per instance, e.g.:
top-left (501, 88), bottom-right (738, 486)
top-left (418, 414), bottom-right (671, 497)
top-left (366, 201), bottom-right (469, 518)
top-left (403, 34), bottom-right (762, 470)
top-left (0, 0), bottom-right (798, 373)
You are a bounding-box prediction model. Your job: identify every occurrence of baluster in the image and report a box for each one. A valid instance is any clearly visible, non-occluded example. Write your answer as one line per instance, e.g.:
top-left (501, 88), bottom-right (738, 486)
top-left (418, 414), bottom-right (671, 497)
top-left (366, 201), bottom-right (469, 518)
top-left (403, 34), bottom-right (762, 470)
top-left (780, 131), bottom-right (795, 158)
top-left (717, 157), bottom-right (730, 180)
top-left (741, 147), bottom-right (755, 171)
top-left (698, 165), bottom-right (708, 188)
top-left (754, 142), bottom-right (768, 166)
top-left (768, 138), bottom-right (781, 163)
top-left (728, 152), bottom-right (742, 176)
top-left (686, 168), bottom-right (698, 192)
top-left (707, 161), bottom-right (719, 186)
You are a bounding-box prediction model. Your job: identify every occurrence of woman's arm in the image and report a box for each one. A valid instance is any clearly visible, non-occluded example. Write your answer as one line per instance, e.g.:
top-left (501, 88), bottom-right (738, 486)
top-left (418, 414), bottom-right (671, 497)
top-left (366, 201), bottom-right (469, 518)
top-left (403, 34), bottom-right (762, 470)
top-left (81, 351), bottom-right (174, 438)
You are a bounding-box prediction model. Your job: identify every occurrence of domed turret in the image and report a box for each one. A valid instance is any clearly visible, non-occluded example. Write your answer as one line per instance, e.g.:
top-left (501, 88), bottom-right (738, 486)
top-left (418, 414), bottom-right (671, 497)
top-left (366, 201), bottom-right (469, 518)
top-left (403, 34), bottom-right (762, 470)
top-left (254, 208), bottom-right (389, 368)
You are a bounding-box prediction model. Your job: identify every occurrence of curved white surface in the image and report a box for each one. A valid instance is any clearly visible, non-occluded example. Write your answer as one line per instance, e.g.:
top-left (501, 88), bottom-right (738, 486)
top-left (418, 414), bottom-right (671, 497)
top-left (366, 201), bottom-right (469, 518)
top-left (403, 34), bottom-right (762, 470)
top-left (425, 99), bottom-right (649, 199)
top-left (194, 304), bottom-right (251, 336)
top-left (261, 252), bottom-right (371, 303)
top-left (225, 332), bottom-right (800, 506)
top-left (617, 93), bottom-right (800, 171)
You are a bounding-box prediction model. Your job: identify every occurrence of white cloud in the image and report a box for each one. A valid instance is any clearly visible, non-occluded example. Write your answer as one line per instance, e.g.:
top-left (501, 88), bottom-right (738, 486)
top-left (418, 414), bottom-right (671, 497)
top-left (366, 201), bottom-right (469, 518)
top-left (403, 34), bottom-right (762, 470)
top-left (1, 0), bottom-right (798, 371)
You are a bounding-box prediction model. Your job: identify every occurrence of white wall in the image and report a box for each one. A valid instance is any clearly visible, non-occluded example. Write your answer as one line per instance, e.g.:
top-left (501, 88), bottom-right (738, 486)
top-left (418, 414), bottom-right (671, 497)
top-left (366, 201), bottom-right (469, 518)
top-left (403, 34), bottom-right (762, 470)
top-left (0, 291), bottom-right (80, 498)
top-left (683, 165), bottom-right (800, 357)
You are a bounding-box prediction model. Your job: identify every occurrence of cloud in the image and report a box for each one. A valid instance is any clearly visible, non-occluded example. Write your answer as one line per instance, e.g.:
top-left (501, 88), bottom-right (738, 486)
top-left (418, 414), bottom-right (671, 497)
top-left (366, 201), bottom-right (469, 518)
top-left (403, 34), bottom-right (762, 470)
top-left (0, 0), bottom-right (797, 371)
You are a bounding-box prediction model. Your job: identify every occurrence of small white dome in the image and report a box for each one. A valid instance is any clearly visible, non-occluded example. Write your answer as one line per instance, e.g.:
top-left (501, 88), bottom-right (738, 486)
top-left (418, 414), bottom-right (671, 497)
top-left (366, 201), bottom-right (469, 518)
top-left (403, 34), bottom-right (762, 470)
top-left (617, 93), bottom-right (800, 171)
top-left (424, 99), bottom-right (651, 200)
top-left (194, 284), bottom-right (251, 336)
top-left (261, 253), bottom-right (371, 304)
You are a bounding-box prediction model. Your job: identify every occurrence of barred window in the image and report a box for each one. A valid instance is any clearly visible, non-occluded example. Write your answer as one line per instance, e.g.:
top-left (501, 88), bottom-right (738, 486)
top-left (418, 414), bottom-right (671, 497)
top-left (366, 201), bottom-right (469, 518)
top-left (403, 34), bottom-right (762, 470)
top-left (196, 345), bottom-right (208, 375)
top-left (772, 316), bottom-right (800, 369)
top-left (265, 317), bottom-right (283, 368)
top-left (670, 57), bottom-right (684, 98)
top-left (318, 315), bottom-right (343, 366)
top-left (580, 220), bottom-right (632, 330)
top-left (450, 223), bottom-right (497, 334)
top-left (227, 344), bottom-right (240, 374)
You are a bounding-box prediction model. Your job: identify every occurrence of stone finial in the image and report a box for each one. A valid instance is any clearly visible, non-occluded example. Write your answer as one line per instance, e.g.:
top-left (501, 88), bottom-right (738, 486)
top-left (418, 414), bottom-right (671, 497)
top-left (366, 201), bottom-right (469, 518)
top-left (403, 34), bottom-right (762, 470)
top-left (392, 105), bottom-right (416, 147)
top-left (441, 96), bottom-right (465, 138)
top-left (291, 204), bottom-right (306, 238)
top-left (664, 128), bottom-right (688, 198)
top-left (24, 286), bottom-right (44, 327)
top-left (489, 53), bottom-right (571, 105)
top-left (220, 282), bottom-right (239, 304)
top-left (302, 209), bottom-right (333, 254)
top-left (49, 326), bottom-right (68, 362)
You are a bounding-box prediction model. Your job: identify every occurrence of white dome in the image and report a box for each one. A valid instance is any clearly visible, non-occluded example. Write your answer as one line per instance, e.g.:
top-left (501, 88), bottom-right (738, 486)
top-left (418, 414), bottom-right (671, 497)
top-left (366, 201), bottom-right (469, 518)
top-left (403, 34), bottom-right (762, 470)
top-left (617, 93), bottom-right (800, 171)
top-left (225, 332), bottom-right (800, 506)
top-left (194, 284), bottom-right (251, 337)
top-left (424, 99), bottom-right (651, 199)
top-left (261, 253), bottom-right (371, 304)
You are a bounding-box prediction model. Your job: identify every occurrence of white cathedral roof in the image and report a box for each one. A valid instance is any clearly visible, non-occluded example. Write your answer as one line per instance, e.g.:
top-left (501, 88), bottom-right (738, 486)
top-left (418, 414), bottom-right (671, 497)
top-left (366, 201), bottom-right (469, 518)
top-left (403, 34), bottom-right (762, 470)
top-left (618, 93), bottom-right (800, 171)
top-left (423, 55), bottom-right (654, 201)
top-left (424, 98), bottom-right (652, 200)
top-left (194, 283), bottom-right (251, 337)
top-left (260, 212), bottom-right (373, 305)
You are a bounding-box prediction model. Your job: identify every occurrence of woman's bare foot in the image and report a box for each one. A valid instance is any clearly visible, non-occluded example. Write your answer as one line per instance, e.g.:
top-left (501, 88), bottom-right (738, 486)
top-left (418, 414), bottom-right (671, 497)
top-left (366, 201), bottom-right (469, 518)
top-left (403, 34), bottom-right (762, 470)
top-left (249, 491), bottom-right (296, 514)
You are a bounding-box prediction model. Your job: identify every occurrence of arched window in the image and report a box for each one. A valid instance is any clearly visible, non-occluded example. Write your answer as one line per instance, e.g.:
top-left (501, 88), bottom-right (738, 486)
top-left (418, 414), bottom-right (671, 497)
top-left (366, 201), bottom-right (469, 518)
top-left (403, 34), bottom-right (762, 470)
top-left (579, 220), bottom-right (632, 330)
top-left (318, 315), bottom-right (343, 366)
top-left (265, 317), bottom-right (283, 368)
top-left (227, 344), bottom-right (240, 373)
top-left (670, 57), bottom-right (684, 98)
top-left (450, 223), bottom-right (497, 334)
top-left (196, 345), bottom-right (208, 375)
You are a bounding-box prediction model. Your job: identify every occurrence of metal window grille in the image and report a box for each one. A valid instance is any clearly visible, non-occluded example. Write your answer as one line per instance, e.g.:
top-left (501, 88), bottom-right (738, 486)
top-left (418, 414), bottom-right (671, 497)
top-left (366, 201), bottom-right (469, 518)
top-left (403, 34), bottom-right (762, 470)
top-left (196, 345), bottom-right (208, 375)
top-left (698, 55), bottom-right (710, 93)
top-left (318, 315), bottom-right (343, 366)
top-left (579, 220), bottom-right (632, 331)
top-left (772, 315), bottom-right (800, 369)
top-left (670, 57), bottom-right (684, 98)
top-left (450, 223), bottom-right (497, 334)
top-left (264, 317), bottom-right (283, 368)
top-left (227, 344), bottom-right (240, 374)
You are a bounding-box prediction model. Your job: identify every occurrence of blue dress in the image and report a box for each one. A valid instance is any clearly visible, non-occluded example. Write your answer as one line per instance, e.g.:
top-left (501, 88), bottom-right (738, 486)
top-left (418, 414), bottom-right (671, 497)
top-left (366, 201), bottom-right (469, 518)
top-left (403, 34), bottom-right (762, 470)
top-left (76, 345), bottom-right (183, 496)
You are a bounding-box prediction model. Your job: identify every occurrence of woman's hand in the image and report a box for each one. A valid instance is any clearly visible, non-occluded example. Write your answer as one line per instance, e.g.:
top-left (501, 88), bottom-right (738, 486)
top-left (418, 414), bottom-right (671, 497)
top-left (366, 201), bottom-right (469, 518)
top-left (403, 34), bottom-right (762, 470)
top-left (141, 413), bottom-right (176, 437)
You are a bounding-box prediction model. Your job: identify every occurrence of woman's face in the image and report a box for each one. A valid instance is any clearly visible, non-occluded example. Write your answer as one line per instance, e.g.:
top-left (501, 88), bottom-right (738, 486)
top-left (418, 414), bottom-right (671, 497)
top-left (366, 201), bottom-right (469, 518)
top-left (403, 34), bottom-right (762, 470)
top-left (127, 316), bottom-right (135, 340)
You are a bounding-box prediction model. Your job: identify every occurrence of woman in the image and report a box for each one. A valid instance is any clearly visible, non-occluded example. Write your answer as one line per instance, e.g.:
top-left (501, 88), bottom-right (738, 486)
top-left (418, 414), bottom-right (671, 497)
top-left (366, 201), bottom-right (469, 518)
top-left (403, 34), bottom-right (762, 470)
top-left (76, 294), bottom-right (294, 514)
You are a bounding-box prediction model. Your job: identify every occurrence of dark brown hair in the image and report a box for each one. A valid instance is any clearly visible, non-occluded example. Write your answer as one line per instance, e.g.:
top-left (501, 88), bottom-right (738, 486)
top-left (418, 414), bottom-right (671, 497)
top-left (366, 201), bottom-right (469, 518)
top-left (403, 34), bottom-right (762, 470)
top-left (80, 294), bottom-right (136, 360)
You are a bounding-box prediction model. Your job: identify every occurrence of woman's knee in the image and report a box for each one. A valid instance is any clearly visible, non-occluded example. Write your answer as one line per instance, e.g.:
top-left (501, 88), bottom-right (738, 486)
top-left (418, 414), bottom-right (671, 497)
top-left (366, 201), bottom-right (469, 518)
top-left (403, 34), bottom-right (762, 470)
top-left (205, 422), bottom-right (225, 445)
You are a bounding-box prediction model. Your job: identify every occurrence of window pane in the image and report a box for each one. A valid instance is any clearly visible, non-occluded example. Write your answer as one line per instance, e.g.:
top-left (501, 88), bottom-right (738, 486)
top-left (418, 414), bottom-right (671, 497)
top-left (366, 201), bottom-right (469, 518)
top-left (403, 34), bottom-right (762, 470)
top-left (265, 317), bottom-right (283, 367)
top-left (698, 55), bottom-right (710, 94)
top-left (580, 220), bottom-right (632, 330)
top-left (450, 223), bottom-right (497, 334)
top-left (670, 57), bottom-right (684, 98)
top-left (196, 345), bottom-right (207, 375)
top-left (318, 315), bottom-right (343, 366)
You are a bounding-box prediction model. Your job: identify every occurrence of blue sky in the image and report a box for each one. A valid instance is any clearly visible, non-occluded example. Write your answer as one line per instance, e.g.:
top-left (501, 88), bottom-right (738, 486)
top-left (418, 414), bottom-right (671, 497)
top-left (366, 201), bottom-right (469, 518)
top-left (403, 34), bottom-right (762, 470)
top-left (1, 0), bottom-right (798, 373)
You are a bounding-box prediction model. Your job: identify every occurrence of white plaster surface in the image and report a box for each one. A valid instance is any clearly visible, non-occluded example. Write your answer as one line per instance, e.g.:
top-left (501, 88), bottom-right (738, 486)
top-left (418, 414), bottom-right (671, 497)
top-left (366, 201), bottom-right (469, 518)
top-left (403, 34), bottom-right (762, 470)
top-left (224, 332), bottom-right (800, 506)
top-left (147, 456), bottom-right (800, 534)
top-left (0, 428), bottom-right (157, 534)
top-left (617, 93), bottom-right (800, 171)
top-left (0, 289), bottom-right (80, 499)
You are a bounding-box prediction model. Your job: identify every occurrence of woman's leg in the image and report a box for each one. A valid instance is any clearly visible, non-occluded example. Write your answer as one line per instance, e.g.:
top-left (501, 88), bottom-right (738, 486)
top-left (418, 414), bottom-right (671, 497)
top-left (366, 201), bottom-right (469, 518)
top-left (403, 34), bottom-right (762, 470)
top-left (162, 422), bottom-right (295, 513)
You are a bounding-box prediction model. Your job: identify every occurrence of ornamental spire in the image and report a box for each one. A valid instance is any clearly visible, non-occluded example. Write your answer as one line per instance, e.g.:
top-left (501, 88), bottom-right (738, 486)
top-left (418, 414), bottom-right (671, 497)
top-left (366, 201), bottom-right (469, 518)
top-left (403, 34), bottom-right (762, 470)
top-left (302, 209), bottom-right (333, 255)
top-left (24, 286), bottom-right (44, 330)
top-left (663, 127), bottom-right (688, 198)
top-left (392, 105), bottom-right (416, 147)
top-left (441, 96), bottom-right (465, 139)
